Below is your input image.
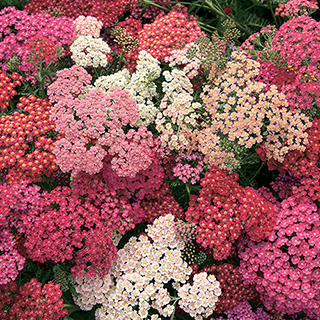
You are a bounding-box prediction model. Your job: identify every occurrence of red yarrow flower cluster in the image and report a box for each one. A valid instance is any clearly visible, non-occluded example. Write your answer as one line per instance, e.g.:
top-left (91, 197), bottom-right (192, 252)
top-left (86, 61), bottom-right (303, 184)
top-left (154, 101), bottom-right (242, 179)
top-left (0, 95), bottom-right (58, 184)
top-left (124, 6), bottom-right (205, 71)
top-left (8, 278), bottom-right (68, 320)
top-left (71, 172), bottom-right (145, 235)
top-left (238, 195), bottom-right (320, 318)
top-left (22, 186), bottom-right (117, 277)
top-left (0, 71), bottom-right (23, 112)
top-left (140, 181), bottom-right (185, 224)
top-left (24, 0), bottom-right (138, 27)
top-left (185, 166), bottom-right (277, 260)
top-left (202, 263), bottom-right (258, 314)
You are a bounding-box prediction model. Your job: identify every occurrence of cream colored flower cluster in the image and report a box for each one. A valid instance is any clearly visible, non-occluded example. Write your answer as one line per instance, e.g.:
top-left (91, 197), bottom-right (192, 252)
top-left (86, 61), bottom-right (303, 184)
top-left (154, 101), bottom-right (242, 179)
top-left (74, 15), bottom-right (103, 38)
top-left (156, 69), bottom-right (201, 152)
top-left (95, 215), bottom-right (193, 320)
top-left (177, 272), bottom-right (221, 320)
top-left (70, 36), bottom-right (111, 68)
top-left (73, 273), bottom-right (113, 311)
top-left (201, 50), bottom-right (311, 163)
top-left (94, 68), bottom-right (131, 91)
top-left (127, 51), bottom-right (161, 127)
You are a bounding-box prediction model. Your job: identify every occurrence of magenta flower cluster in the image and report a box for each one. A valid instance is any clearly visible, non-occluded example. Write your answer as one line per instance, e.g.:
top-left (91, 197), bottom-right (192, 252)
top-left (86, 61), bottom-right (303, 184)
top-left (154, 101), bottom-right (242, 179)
top-left (238, 195), bottom-right (320, 318)
top-left (22, 186), bottom-right (117, 277)
top-left (0, 7), bottom-right (75, 81)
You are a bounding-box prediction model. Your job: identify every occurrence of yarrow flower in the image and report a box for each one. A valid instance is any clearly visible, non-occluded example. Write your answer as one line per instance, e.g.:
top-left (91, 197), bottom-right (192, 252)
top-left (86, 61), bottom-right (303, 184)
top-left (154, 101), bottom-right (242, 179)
top-left (70, 36), bottom-right (111, 67)
top-left (238, 195), bottom-right (320, 318)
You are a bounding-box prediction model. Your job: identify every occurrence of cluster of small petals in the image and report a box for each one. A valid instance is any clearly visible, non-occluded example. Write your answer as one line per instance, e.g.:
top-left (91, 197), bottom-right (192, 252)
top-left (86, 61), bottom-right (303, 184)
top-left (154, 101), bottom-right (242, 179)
top-left (127, 51), bottom-right (161, 127)
top-left (22, 186), bottom-right (117, 277)
top-left (0, 95), bottom-right (58, 184)
top-left (8, 278), bottom-right (68, 320)
top-left (49, 66), bottom-right (156, 178)
top-left (238, 196), bottom-right (320, 317)
top-left (136, 6), bottom-right (205, 62)
top-left (70, 36), bottom-right (111, 68)
top-left (24, 35), bottom-right (64, 67)
top-left (156, 69), bottom-right (200, 152)
top-left (71, 171), bottom-right (145, 234)
top-left (201, 50), bottom-right (311, 164)
top-left (0, 229), bottom-right (25, 285)
top-left (95, 68), bottom-right (131, 92)
top-left (0, 281), bottom-right (17, 319)
top-left (241, 16), bottom-right (320, 111)
top-left (140, 182), bottom-right (184, 224)
top-left (196, 126), bottom-right (239, 171)
top-left (270, 174), bottom-right (301, 199)
top-left (147, 214), bottom-right (185, 250)
top-left (186, 167), bottom-right (276, 260)
top-left (95, 51), bottom-right (161, 128)
top-left (178, 272), bottom-right (221, 319)
top-left (0, 71), bottom-right (23, 112)
top-left (73, 272), bottom-right (113, 310)
top-left (225, 301), bottom-right (271, 320)
top-left (202, 263), bottom-right (258, 314)
top-left (97, 155), bottom-right (164, 201)
top-left (261, 117), bottom-right (320, 203)
top-left (96, 228), bottom-right (192, 320)
top-left (24, 0), bottom-right (136, 27)
top-left (165, 42), bottom-right (201, 79)
top-left (0, 7), bottom-right (75, 80)
top-left (173, 152), bottom-right (204, 184)
top-left (74, 15), bottom-right (103, 38)
top-left (275, 0), bottom-right (318, 18)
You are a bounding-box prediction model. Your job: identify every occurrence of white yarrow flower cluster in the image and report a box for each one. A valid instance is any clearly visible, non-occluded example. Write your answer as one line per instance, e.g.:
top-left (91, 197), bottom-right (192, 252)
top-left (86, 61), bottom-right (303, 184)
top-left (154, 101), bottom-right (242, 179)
top-left (95, 215), bottom-right (193, 320)
top-left (94, 68), bottom-right (131, 91)
top-left (127, 51), bottom-right (161, 127)
top-left (73, 273), bottom-right (113, 311)
top-left (178, 272), bottom-right (221, 320)
top-left (70, 36), bottom-right (111, 68)
top-left (74, 15), bottom-right (103, 38)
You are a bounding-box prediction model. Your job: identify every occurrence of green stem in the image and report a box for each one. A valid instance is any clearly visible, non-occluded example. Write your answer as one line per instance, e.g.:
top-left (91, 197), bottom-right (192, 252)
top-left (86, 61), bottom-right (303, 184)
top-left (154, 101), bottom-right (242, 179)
top-left (186, 182), bottom-right (191, 195)
top-left (267, 0), bottom-right (279, 28)
top-left (64, 304), bottom-right (80, 315)
top-left (142, 0), bottom-right (169, 11)
top-left (249, 162), bottom-right (264, 185)
top-left (204, 0), bottom-right (251, 37)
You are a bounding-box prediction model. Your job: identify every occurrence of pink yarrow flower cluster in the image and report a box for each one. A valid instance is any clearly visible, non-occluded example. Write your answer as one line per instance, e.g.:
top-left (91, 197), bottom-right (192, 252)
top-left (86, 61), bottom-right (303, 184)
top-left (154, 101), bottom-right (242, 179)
top-left (238, 195), bottom-right (320, 318)
top-left (22, 186), bottom-right (117, 277)
top-left (48, 65), bottom-right (157, 178)
top-left (0, 7), bottom-right (75, 81)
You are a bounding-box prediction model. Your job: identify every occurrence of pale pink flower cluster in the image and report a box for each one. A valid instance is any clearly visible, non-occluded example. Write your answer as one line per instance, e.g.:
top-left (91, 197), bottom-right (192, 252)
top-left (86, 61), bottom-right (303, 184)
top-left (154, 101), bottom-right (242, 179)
top-left (74, 15), bottom-right (103, 38)
top-left (202, 51), bottom-right (311, 163)
top-left (156, 69), bottom-right (201, 152)
top-left (73, 272), bottom-right (113, 311)
top-left (70, 36), bottom-right (111, 68)
top-left (178, 272), bottom-right (221, 320)
top-left (95, 215), bottom-right (193, 320)
top-left (48, 65), bottom-right (156, 178)
top-left (146, 214), bottom-right (185, 250)
top-left (275, 0), bottom-right (318, 18)
top-left (173, 152), bottom-right (205, 184)
top-left (165, 42), bottom-right (201, 79)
